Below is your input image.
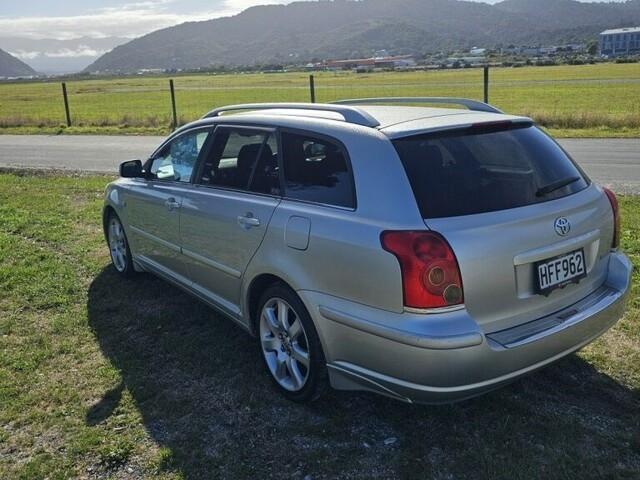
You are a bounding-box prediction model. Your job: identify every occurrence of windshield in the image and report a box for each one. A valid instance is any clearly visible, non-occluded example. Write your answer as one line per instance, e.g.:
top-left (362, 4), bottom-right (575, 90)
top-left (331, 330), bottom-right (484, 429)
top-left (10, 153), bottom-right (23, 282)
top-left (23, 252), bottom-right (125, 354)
top-left (392, 124), bottom-right (590, 219)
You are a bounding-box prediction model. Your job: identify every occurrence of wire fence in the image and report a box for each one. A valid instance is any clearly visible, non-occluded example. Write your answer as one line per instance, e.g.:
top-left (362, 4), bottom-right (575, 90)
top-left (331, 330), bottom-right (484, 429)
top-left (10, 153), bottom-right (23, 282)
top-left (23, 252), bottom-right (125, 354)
top-left (0, 63), bottom-right (639, 132)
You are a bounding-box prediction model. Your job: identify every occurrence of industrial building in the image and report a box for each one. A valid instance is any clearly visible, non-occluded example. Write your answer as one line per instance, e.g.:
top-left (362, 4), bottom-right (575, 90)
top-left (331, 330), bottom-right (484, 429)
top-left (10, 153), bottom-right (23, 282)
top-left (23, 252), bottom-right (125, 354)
top-left (599, 27), bottom-right (640, 56)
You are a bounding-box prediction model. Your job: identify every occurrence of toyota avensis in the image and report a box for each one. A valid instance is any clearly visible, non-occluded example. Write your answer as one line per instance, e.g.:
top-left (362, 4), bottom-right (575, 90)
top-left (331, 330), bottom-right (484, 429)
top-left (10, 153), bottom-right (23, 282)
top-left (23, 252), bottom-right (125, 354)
top-left (103, 98), bottom-right (632, 403)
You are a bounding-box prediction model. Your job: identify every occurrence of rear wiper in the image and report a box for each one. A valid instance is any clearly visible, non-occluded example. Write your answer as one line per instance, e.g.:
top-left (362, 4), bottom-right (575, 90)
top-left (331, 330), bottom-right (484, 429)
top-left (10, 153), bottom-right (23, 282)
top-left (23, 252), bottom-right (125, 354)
top-left (536, 176), bottom-right (581, 197)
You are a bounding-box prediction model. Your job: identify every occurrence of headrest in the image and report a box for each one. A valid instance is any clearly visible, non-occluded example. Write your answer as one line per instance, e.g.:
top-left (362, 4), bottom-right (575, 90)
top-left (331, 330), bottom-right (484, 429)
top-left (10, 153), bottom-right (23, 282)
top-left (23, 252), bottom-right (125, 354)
top-left (237, 143), bottom-right (264, 171)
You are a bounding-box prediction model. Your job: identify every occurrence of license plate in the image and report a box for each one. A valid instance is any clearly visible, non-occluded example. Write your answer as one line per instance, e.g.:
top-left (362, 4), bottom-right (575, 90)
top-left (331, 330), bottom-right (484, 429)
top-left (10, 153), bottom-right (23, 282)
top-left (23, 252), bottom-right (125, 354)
top-left (536, 249), bottom-right (586, 294)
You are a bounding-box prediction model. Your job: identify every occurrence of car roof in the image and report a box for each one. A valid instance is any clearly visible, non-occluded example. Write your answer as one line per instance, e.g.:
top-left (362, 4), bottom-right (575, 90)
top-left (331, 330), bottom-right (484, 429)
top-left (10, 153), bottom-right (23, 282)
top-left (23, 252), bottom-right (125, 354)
top-left (181, 103), bottom-right (532, 140)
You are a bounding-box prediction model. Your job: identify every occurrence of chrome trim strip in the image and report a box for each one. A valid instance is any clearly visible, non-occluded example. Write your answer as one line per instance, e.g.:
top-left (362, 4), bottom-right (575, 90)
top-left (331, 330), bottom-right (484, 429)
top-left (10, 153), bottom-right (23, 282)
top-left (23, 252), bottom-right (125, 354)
top-left (513, 229), bottom-right (600, 266)
top-left (318, 305), bottom-right (483, 350)
top-left (404, 304), bottom-right (465, 315)
top-left (181, 248), bottom-right (242, 279)
top-left (129, 225), bottom-right (181, 252)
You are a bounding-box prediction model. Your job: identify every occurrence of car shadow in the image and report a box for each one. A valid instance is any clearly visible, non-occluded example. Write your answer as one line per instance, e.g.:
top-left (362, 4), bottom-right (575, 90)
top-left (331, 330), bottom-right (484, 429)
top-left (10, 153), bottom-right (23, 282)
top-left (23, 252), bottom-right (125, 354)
top-left (87, 266), bottom-right (640, 479)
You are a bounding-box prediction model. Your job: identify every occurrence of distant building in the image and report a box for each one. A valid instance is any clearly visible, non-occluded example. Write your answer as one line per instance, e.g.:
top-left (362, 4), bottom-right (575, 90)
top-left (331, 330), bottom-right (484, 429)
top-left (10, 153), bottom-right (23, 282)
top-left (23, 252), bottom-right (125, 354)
top-left (599, 27), bottom-right (640, 57)
top-left (325, 55), bottom-right (416, 70)
top-left (469, 47), bottom-right (487, 56)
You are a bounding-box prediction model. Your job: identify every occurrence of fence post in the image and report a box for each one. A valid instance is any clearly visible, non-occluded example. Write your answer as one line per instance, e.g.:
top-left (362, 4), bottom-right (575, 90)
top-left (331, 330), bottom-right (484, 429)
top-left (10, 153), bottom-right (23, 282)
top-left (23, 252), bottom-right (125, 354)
top-left (61, 82), bottom-right (71, 127)
top-left (483, 65), bottom-right (489, 104)
top-left (169, 79), bottom-right (178, 130)
top-left (309, 75), bottom-right (316, 103)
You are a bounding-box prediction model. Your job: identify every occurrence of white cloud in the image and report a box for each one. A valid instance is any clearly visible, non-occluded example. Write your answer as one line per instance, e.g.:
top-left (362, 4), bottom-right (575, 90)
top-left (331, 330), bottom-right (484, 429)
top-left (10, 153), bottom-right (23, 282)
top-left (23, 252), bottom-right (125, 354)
top-left (0, 0), bottom-right (291, 40)
top-left (45, 46), bottom-right (110, 58)
top-left (9, 50), bottom-right (41, 60)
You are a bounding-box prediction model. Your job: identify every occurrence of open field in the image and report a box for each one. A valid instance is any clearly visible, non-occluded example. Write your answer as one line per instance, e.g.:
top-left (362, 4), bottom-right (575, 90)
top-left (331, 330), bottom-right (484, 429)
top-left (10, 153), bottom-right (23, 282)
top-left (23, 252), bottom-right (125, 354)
top-left (1, 63), bottom-right (640, 137)
top-left (0, 171), bottom-right (638, 479)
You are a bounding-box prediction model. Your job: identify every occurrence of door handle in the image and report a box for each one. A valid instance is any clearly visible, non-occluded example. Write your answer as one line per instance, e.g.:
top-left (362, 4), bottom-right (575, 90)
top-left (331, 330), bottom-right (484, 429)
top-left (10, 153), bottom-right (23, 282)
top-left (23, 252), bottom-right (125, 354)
top-left (237, 213), bottom-right (261, 229)
top-left (165, 198), bottom-right (181, 211)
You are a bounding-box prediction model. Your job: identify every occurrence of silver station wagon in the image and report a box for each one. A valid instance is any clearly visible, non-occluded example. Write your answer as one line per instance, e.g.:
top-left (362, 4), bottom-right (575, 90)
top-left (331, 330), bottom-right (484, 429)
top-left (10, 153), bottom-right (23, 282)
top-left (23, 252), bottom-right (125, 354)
top-left (103, 98), bottom-right (632, 403)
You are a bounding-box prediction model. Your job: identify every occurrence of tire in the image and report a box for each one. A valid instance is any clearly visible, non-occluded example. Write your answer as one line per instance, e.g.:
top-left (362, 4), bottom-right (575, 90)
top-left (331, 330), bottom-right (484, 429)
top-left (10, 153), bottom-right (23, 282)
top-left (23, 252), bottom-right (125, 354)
top-left (256, 284), bottom-right (327, 402)
top-left (106, 212), bottom-right (135, 277)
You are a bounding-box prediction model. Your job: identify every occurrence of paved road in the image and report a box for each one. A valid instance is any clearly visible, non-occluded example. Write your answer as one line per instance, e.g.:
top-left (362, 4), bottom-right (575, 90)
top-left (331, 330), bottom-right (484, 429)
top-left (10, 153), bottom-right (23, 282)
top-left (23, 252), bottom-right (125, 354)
top-left (0, 135), bottom-right (638, 193)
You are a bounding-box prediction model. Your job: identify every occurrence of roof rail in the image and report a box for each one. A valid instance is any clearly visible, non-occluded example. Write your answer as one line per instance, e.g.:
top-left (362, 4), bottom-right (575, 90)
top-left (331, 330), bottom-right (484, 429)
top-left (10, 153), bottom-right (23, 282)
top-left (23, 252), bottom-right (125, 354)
top-left (202, 103), bottom-right (381, 128)
top-left (332, 97), bottom-right (503, 114)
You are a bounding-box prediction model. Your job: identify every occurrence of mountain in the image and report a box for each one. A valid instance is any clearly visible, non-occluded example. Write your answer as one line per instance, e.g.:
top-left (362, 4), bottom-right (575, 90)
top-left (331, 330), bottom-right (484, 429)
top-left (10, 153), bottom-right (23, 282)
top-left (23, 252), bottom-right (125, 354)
top-left (0, 48), bottom-right (37, 77)
top-left (86, 0), bottom-right (640, 73)
top-left (2, 37), bottom-right (128, 74)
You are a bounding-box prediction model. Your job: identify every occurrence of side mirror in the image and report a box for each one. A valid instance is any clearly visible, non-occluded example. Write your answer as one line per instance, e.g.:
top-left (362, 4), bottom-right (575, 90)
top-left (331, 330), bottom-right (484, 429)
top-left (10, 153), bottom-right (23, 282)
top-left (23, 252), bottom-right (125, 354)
top-left (119, 160), bottom-right (143, 178)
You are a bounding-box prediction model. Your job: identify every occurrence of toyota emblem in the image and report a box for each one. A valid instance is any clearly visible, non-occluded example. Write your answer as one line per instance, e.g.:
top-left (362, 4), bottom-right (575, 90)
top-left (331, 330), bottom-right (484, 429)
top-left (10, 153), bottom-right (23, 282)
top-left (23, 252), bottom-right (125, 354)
top-left (554, 217), bottom-right (571, 236)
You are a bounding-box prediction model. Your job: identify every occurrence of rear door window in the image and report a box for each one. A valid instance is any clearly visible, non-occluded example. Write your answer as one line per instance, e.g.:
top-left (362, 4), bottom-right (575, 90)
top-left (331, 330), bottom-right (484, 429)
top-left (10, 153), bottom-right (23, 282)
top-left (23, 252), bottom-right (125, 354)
top-left (393, 124), bottom-right (589, 219)
top-left (281, 131), bottom-right (355, 209)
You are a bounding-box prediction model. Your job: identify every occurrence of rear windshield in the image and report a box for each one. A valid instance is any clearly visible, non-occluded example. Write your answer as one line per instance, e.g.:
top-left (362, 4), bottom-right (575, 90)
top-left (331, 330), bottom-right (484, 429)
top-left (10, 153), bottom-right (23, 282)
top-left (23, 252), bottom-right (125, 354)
top-left (393, 124), bottom-right (590, 219)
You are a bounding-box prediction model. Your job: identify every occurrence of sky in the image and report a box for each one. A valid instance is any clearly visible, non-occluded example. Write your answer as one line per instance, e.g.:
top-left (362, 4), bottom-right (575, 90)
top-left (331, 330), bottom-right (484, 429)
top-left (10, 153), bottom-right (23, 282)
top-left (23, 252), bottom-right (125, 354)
top-left (0, 0), bottom-right (627, 41)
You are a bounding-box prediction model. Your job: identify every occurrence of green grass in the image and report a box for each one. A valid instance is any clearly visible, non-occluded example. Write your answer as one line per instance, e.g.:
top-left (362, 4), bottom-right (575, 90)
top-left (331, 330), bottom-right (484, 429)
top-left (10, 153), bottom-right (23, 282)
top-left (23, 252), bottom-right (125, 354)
top-left (0, 171), bottom-right (638, 479)
top-left (1, 63), bottom-right (640, 137)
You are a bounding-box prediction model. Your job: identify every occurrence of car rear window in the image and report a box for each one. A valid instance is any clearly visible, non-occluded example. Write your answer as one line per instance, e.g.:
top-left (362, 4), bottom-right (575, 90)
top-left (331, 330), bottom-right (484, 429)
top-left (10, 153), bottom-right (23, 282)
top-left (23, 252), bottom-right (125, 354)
top-left (392, 124), bottom-right (590, 219)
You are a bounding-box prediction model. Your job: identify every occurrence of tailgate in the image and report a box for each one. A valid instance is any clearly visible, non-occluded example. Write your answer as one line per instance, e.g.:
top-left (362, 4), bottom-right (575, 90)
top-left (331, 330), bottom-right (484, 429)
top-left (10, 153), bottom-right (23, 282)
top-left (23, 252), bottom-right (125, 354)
top-left (426, 185), bottom-right (615, 332)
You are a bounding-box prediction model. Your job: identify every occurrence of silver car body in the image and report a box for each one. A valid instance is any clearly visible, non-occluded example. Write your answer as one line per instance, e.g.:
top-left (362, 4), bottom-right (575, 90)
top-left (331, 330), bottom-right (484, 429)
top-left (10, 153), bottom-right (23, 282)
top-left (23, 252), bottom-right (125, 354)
top-left (103, 101), bottom-right (632, 403)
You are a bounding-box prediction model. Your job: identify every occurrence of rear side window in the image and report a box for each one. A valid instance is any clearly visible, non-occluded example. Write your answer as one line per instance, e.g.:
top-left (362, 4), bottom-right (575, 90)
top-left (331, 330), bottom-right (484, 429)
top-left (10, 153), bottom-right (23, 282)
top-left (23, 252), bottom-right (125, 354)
top-left (393, 125), bottom-right (589, 219)
top-left (281, 132), bottom-right (355, 208)
top-left (198, 128), bottom-right (280, 195)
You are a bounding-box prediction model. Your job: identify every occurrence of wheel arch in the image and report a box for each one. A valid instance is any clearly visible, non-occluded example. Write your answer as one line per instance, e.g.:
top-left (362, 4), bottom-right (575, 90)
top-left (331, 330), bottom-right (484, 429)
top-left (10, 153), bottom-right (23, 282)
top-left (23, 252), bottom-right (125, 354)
top-left (102, 205), bottom-right (117, 241)
top-left (245, 273), bottom-right (291, 336)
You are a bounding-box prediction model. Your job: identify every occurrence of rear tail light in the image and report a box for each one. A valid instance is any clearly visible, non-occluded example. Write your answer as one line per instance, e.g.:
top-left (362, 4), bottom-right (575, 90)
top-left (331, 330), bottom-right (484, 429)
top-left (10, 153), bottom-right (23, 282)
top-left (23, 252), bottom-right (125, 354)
top-left (381, 231), bottom-right (464, 309)
top-left (603, 187), bottom-right (620, 249)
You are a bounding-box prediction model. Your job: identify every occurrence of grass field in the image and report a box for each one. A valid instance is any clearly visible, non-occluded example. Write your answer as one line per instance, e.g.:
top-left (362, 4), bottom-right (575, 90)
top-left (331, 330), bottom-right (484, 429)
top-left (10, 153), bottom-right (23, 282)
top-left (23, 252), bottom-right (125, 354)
top-left (1, 63), bottom-right (640, 137)
top-left (0, 171), bottom-right (638, 479)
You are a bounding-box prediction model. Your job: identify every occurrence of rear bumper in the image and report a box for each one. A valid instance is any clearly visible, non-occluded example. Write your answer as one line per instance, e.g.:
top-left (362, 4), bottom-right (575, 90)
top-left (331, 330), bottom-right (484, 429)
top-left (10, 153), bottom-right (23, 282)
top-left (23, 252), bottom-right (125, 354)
top-left (300, 251), bottom-right (632, 404)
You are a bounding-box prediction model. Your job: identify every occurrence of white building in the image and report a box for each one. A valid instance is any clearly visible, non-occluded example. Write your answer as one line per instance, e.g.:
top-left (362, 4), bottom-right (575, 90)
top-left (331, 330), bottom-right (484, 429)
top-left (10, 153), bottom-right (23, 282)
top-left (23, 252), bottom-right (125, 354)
top-left (599, 27), bottom-right (640, 57)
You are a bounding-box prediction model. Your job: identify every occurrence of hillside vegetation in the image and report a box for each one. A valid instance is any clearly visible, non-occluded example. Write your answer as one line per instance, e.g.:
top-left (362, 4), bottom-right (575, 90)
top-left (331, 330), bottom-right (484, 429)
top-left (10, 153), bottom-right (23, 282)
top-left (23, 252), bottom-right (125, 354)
top-left (86, 0), bottom-right (640, 72)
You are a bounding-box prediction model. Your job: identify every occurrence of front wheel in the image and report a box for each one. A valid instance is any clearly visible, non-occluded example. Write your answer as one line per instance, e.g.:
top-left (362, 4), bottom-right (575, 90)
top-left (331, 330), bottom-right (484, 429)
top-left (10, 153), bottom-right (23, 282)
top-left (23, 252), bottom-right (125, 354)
top-left (257, 284), bottom-right (326, 402)
top-left (106, 212), bottom-right (134, 277)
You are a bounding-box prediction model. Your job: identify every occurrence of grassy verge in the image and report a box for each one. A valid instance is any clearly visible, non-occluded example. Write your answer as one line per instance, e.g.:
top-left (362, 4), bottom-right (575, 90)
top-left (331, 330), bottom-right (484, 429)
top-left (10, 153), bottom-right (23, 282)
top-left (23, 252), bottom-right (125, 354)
top-left (0, 172), bottom-right (638, 479)
top-left (0, 126), bottom-right (170, 136)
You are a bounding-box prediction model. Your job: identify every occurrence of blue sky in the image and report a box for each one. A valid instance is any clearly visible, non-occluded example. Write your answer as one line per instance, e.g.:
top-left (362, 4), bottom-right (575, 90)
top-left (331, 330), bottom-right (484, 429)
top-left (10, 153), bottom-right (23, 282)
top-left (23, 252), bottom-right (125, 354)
top-left (0, 0), bottom-right (626, 40)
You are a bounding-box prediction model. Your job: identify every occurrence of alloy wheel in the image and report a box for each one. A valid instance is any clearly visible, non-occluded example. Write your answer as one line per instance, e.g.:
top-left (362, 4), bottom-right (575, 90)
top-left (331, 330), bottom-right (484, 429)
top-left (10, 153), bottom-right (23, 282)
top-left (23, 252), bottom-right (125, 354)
top-left (108, 217), bottom-right (128, 273)
top-left (259, 298), bottom-right (311, 392)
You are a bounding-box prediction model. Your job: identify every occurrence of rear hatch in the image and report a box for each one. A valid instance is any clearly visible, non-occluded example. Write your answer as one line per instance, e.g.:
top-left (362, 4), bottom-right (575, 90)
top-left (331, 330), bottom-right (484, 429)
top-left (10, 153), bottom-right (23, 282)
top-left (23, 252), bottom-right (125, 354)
top-left (392, 122), bottom-right (616, 333)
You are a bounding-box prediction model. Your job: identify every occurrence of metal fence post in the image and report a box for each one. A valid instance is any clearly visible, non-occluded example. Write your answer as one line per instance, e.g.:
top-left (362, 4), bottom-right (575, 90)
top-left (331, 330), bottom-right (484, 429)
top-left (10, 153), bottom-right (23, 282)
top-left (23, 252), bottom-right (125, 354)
top-left (169, 79), bottom-right (178, 130)
top-left (483, 65), bottom-right (489, 104)
top-left (61, 82), bottom-right (71, 127)
top-left (309, 75), bottom-right (316, 103)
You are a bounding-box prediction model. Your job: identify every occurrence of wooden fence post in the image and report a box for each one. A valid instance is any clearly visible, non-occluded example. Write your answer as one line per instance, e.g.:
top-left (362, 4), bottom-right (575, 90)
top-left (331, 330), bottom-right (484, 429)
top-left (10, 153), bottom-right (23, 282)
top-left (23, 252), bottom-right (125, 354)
top-left (169, 79), bottom-right (178, 130)
top-left (483, 65), bottom-right (490, 104)
top-left (61, 82), bottom-right (71, 127)
top-left (309, 75), bottom-right (316, 103)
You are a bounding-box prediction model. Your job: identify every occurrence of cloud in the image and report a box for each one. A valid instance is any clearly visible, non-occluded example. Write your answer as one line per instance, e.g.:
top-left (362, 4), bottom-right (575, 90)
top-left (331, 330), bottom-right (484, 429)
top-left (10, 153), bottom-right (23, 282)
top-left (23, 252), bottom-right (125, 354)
top-left (9, 50), bottom-right (41, 60)
top-left (45, 46), bottom-right (110, 58)
top-left (0, 0), bottom-right (291, 40)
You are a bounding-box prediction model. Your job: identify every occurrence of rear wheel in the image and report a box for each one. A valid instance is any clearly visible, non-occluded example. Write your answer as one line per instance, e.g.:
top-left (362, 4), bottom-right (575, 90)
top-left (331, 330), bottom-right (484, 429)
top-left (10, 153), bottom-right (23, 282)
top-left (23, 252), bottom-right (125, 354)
top-left (257, 284), bottom-right (326, 402)
top-left (107, 212), bottom-right (134, 277)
